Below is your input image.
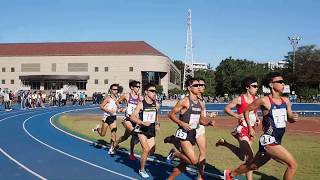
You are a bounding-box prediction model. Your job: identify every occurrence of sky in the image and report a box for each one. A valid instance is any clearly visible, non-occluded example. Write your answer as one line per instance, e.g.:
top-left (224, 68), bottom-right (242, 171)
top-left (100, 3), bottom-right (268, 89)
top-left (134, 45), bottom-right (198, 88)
top-left (0, 0), bottom-right (319, 68)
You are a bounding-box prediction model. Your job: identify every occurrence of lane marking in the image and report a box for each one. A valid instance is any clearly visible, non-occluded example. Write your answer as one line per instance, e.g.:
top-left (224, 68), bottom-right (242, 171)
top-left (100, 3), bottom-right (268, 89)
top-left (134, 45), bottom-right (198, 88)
top-left (0, 148), bottom-right (47, 180)
top-left (49, 108), bottom-right (224, 179)
top-left (23, 109), bottom-right (137, 180)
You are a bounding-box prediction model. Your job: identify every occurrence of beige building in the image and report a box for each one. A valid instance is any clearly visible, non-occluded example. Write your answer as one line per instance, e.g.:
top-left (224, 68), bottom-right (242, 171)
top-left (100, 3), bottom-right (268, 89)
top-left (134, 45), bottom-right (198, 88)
top-left (0, 41), bottom-right (181, 96)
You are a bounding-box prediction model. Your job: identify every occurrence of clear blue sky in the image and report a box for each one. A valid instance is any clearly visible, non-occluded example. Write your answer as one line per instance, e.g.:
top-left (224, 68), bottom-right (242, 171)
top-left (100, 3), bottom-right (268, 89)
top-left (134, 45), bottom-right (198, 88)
top-left (1, 0), bottom-right (319, 68)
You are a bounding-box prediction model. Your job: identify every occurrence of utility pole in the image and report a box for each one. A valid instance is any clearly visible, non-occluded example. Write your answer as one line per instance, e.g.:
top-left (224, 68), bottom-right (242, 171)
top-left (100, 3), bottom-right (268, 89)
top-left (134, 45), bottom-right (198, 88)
top-left (183, 9), bottom-right (194, 90)
top-left (288, 36), bottom-right (301, 91)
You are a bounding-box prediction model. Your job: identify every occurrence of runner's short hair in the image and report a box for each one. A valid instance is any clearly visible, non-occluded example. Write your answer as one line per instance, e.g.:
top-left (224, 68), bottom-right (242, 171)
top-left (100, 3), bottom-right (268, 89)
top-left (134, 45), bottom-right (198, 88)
top-left (129, 80), bottom-right (140, 88)
top-left (241, 76), bottom-right (257, 91)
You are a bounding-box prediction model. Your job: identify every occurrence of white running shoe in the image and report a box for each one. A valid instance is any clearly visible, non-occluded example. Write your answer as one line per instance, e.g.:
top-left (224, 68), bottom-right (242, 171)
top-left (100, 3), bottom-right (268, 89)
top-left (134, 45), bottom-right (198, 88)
top-left (138, 169), bottom-right (150, 178)
top-left (108, 147), bottom-right (115, 155)
top-left (166, 148), bottom-right (175, 164)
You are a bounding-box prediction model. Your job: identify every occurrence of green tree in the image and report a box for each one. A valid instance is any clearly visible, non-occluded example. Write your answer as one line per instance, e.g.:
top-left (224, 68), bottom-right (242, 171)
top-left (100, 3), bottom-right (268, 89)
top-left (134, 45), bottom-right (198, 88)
top-left (155, 85), bottom-right (163, 94)
top-left (215, 57), bottom-right (270, 96)
top-left (282, 45), bottom-right (320, 96)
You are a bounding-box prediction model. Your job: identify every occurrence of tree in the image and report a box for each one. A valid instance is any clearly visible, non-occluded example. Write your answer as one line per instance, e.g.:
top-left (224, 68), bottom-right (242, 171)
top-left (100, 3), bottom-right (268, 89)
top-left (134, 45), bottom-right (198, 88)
top-left (215, 57), bottom-right (270, 96)
top-left (173, 60), bottom-right (185, 88)
top-left (282, 45), bottom-right (320, 96)
top-left (155, 85), bottom-right (163, 94)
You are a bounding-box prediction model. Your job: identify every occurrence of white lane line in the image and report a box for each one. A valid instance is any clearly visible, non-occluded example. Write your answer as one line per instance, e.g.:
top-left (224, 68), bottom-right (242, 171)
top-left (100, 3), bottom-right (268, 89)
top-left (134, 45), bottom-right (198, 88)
top-left (0, 148), bottom-right (47, 180)
top-left (0, 112), bottom-right (36, 122)
top-left (49, 108), bottom-right (224, 180)
top-left (23, 109), bottom-right (137, 180)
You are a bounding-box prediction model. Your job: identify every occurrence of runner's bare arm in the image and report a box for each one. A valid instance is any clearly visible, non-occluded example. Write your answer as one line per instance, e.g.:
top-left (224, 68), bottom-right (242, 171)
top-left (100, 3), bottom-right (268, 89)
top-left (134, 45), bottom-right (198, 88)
top-left (130, 102), bottom-right (145, 125)
top-left (225, 96), bottom-right (242, 119)
top-left (100, 96), bottom-right (114, 114)
top-left (156, 102), bottom-right (160, 130)
top-left (244, 97), bottom-right (265, 137)
top-left (115, 93), bottom-right (128, 109)
top-left (168, 98), bottom-right (191, 131)
top-left (284, 97), bottom-right (298, 123)
top-left (200, 101), bottom-right (215, 126)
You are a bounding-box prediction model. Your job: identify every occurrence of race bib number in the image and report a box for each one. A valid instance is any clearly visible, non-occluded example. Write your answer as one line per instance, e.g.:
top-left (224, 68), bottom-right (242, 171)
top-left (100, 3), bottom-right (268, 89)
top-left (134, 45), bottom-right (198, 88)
top-left (259, 134), bottom-right (276, 146)
top-left (272, 108), bottom-right (287, 128)
top-left (175, 129), bottom-right (187, 140)
top-left (248, 111), bottom-right (257, 126)
top-left (143, 111), bottom-right (156, 123)
top-left (189, 114), bottom-right (200, 129)
top-left (126, 103), bottom-right (137, 115)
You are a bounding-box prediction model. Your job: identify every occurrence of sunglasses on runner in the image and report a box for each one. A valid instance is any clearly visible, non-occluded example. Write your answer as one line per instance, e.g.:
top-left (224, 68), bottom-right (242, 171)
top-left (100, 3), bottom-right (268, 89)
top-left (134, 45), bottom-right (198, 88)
top-left (148, 89), bottom-right (156, 93)
top-left (272, 80), bottom-right (285, 84)
top-left (190, 84), bottom-right (201, 87)
top-left (134, 86), bottom-right (140, 88)
top-left (250, 85), bottom-right (259, 88)
top-left (111, 89), bottom-right (118, 91)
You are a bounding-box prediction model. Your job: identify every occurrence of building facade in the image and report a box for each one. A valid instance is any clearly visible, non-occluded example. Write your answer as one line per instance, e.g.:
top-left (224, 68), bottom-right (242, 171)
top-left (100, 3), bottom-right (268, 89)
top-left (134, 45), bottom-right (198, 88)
top-left (0, 41), bottom-right (181, 96)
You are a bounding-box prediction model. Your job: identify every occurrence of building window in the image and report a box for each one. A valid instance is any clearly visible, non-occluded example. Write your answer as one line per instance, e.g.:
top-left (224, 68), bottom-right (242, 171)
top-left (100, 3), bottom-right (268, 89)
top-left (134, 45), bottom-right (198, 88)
top-left (104, 79), bottom-right (108, 84)
top-left (21, 63), bottom-right (40, 72)
top-left (51, 63), bottom-right (56, 72)
top-left (104, 67), bottom-right (109, 72)
top-left (95, 67), bottom-right (99, 72)
top-left (11, 67), bottom-right (15, 72)
top-left (94, 79), bottom-right (99, 84)
top-left (2, 67), bottom-right (5, 72)
top-left (1, 79), bottom-right (5, 84)
top-left (129, 67), bottom-right (133, 72)
top-left (11, 80), bottom-right (14, 84)
top-left (68, 63), bottom-right (88, 72)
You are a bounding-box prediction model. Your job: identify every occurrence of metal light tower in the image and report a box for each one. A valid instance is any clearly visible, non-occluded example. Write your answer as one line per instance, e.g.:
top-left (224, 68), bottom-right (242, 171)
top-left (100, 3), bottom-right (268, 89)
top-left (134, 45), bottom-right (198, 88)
top-left (288, 36), bottom-right (301, 90)
top-left (182, 9), bottom-right (195, 90)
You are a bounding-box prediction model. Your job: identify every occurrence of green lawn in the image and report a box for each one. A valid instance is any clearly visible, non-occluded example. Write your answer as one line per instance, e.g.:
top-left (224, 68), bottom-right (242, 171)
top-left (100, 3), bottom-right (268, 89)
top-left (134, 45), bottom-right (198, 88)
top-left (54, 113), bottom-right (320, 180)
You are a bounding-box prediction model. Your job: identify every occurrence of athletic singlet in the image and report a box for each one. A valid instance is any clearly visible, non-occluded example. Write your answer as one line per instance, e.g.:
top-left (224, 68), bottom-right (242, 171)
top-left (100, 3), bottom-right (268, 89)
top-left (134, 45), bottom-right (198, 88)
top-left (259, 96), bottom-right (287, 148)
top-left (236, 94), bottom-right (257, 127)
top-left (179, 96), bottom-right (202, 129)
top-left (104, 96), bottom-right (117, 116)
top-left (139, 100), bottom-right (157, 123)
top-left (125, 93), bottom-right (140, 117)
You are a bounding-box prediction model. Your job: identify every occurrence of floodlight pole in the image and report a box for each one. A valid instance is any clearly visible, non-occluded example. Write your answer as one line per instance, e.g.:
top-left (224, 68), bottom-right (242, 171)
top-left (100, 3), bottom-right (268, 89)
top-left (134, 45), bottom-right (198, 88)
top-left (288, 36), bottom-right (301, 91)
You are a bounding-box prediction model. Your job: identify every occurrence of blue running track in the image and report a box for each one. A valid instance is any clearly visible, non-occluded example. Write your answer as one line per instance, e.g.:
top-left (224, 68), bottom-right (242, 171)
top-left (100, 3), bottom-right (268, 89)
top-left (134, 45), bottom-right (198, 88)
top-left (0, 104), bottom-right (224, 180)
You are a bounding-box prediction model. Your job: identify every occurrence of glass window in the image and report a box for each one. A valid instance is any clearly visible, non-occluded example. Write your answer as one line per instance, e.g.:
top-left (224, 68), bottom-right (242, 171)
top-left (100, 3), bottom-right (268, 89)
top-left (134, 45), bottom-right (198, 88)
top-left (1, 79), bottom-right (5, 84)
top-left (95, 67), bottom-right (99, 72)
top-left (129, 67), bottom-right (133, 72)
top-left (51, 63), bottom-right (56, 72)
top-left (2, 67), bottom-right (5, 72)
top-left (11, 67), bottom-right (15, 72)
top-left (104, 79), bottom-right (108, 84)
top-left (10, 80), bottom-right (14, 84)
top-left (94, 79), bottom-right (98, 84)
top-left (104, 67), bottom-right (109, 72)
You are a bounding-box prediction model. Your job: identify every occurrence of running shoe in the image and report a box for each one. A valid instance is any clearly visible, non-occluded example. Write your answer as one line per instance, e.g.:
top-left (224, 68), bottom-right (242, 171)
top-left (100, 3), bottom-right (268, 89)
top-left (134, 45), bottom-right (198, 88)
top-left (216, 138), bottom-right (226, 147)
top-left (138, 169), bottom-right (150, 178)
top-left (129, 153), bottom-right (136, 161)
top-left (223, 169), bottom-right (233, 180)
top-left (108, 147), bottom-right (115, 155)
top-left (166, 148), bottom-right (175, 164)
top-left (92, 124), bottom-right (100, 132)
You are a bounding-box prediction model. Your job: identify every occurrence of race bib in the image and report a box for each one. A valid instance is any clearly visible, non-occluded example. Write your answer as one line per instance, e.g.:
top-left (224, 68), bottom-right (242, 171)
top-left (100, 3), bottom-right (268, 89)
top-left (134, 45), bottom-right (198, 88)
top-left (272, 108), bottom-right (287, 128)
top-left (248, 111), bottom-right (257, 126)
top-left (126, 103), bottom-right (137, 115)
top-left (143, 111), bottom-right (156, 123)
top-left (175, 129), bottom-right (187, 140)
top-left (189, 114), bottom-right (200, 129)
top-left (259, 134), bottom-right (276, 146)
